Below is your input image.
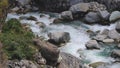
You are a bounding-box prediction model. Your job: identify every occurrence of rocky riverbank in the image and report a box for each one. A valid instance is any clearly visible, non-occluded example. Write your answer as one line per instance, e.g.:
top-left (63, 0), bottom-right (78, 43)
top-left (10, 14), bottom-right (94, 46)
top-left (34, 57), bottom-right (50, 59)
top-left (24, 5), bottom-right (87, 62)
top-left (1, 0), bottom-right (120, 68)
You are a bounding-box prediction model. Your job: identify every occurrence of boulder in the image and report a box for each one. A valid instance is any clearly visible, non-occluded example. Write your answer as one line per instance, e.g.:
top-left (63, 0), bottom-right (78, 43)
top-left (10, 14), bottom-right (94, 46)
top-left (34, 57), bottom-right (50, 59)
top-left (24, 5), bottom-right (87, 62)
top-left (93, 34), bottom-right (107, 41)
top-left (116, 20), bottom-right (120, 33)
top-left (33, 39), bottom-right (60, 66)
top-left (48, 32), bottom-right (70, 45)
top-left (85, 40), bottom-right (100, 49)
top-left (69, 3), bottom-right (90, 13)
top-left (102, 39), bottom-right (114, 43)
top-left (57, 52), bottom-right (84, 68)
top-left (89, 62), bottom-right (107, 68)
top-left (98, 10), bottom-right (110, 20)
top-left (111, 50), bottom-right (120, 59)
top-left (27, 16), bottom-right (37, 21)
top-left (61, 11), bottom-right (73, 20)
top-left (109, 11), bottom-right (120, 22)
top-left (34, 52), bottom-right (46, 65)
top-left (108, 29), bottom-right (120, 40)
top-left (84, 12), bottom-right (101, 23)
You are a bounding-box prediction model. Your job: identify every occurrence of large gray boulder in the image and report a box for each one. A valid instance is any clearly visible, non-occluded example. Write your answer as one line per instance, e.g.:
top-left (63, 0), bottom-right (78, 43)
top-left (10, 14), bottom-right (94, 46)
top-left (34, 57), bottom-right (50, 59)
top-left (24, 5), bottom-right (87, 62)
top-left (33, 39), bottom-right (60, 66)
top-left (98, 10), bottom-right (110, 20)
top-left (109, 11), bottom-right (120, 22)
top-left (57, 52), bottom-right (84, 68)
top-left (85, 40), bottom-right (100, 49)
top-left (108, 29), bottom-right (120, 40)
top-left (69, 3), bottom-right (90, 13)
top-left (48, 32), bottom-right (70, 45)
top-left (84, 12), bottom-right (101, 23)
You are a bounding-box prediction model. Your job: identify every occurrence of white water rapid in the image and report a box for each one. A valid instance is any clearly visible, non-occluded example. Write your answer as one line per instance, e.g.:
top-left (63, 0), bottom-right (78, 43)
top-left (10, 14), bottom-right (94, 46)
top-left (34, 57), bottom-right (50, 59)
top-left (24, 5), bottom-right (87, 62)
top-left (6, 12), bottom-right (117, 64)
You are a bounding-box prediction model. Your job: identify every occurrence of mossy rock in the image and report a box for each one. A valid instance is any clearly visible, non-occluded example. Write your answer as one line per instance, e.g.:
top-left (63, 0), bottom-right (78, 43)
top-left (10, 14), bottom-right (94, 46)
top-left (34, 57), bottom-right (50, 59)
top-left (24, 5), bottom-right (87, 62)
top-left (89, 62), bottom-right (106, 68)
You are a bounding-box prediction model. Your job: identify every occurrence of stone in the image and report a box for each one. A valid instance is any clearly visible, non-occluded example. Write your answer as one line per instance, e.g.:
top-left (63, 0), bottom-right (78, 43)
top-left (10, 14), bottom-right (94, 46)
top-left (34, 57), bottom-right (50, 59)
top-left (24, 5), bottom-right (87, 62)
top-left (48, 32), bottom-right (70, 45)
top-left (69, 3), bottom-right (90, 13)
top-left (33, 39), bottom-right (60, 66)
top-left (34, 52), bottom-right (46, 65)
top-left (111, 50), bottom-right (120, 59)
top-left (101, 29), bottom-right (109, 35)
top-left (94, 34), bottom-right (107, 41)
top-left (102, 39), bottom-right (114, 43)
top-left (27, 16), bottom-right (37, 21)
top-left (53, 18), bottom-right (63, 24)
top-left (61, 11), bottom-right (73, 20)
top-left (109, 11), bottom-right (120, 22)
top-left (57, 52), bottom-right (84, 68)
top-left (85, 40), bottom-right (100, 49)
top-left (84, 12), bottom-right (101, 23)
top-left (108, 29), bottom-right (120, 40)
top-left (89, 62), bottom-right (107, 68)
top-left (116, 20), bottom-right (120, 33)
top-left (98, 10), bottom-right (110, 20)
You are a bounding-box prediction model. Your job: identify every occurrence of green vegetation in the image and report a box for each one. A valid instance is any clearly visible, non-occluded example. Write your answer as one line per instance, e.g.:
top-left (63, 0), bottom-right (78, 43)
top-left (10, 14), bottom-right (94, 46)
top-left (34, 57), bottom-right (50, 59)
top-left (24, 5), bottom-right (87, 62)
top-left (0, 19), bottom-right (37, 60)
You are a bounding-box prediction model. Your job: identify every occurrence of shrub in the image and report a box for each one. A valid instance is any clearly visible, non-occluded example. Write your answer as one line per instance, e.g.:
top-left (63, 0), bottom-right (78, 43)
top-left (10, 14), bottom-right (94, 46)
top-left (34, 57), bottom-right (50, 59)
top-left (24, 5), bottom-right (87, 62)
top-left (0, 19), bottom-right (36, 60)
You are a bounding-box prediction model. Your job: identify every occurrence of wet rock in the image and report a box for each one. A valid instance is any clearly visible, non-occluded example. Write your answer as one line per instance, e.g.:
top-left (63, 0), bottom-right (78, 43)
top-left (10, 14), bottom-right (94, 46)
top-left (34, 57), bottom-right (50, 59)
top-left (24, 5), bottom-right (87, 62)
top-left (109, 11), bottom-right (120, 22)
top-left (53, 18), bottom-right (63, 24)
top-left (101, 29), bottom-right (109, 35)
top-left (108, 29), bottom-right (120, 41)
top-left (48, 32), bottom-right (70, 45)
top-left (27, 16), bottom-right (37, 21)
top-left (111, 50), bottom-right (120, 59)
top-left (33, 39), bottom-right (60, 66)
top-left (93, 34), bottom-right (107, 41)
top-left (89, 62), bottom-right (107, 68)
top-left (36, 22), bottom-right (46, 28)
top-left (19, 16), bottom-right (28, 20)
top-left (61, 11), bottom-right (73, 21)
top-left (84, 12), bottom-right (101, 23)
top-left (85, 40), bottom-right (100, 49)
top-left (98, 10), bottom-right (110, 20)
top-left (57, 52), bottom-right (84, 68)
top-left (116, 20), bottom-right (120, 33)
top-left (69, 3), bottom-right (90, 13)
top-left (102, 39), bottom-right (114, 43)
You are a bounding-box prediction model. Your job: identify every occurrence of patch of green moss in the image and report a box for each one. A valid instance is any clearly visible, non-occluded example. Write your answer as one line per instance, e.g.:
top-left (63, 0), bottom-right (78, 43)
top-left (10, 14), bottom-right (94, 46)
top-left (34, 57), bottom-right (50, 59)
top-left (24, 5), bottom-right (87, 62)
top-left (0, 19), bottom-right (37, 60)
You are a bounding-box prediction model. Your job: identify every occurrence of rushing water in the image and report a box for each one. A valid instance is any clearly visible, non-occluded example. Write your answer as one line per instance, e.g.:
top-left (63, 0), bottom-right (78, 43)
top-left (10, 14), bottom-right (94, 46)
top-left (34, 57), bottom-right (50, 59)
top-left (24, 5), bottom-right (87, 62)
top-left (7, 12), bottom-right (117, 64)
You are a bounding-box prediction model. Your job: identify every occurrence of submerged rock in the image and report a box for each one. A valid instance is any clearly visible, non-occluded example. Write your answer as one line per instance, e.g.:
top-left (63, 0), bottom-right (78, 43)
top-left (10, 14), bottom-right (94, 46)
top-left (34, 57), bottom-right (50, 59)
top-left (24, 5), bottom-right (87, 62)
top-left (48, 32), bottom-right (70, 45)
top-left (85, 40), bottom-right (100, 49)
top-left (109, 11), bottom-right (120, 22)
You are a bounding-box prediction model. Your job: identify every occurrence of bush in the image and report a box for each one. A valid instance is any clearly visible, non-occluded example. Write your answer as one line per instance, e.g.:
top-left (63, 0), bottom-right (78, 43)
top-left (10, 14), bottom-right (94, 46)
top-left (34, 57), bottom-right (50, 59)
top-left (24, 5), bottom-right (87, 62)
top-left (0, 19), bottom-right (36, 60)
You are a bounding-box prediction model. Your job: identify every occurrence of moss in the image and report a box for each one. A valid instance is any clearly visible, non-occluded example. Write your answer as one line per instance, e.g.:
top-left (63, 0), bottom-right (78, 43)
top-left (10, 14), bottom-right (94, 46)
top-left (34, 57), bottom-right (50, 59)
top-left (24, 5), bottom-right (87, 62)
top-left (0, 19), bottom-right (37, 60)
